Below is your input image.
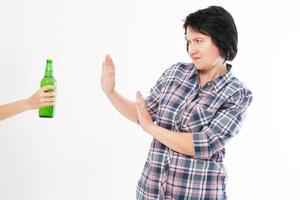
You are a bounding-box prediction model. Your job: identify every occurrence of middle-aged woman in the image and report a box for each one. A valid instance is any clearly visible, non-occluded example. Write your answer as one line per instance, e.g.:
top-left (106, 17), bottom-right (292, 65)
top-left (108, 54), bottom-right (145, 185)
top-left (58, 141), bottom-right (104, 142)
top-left (101, 6), bottom-right (253, 199)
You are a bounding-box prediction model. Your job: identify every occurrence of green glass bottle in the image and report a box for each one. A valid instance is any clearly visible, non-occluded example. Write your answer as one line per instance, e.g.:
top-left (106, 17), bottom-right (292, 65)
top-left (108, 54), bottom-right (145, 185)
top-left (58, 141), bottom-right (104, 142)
top-left (39, 59), bottom-right (56, 118)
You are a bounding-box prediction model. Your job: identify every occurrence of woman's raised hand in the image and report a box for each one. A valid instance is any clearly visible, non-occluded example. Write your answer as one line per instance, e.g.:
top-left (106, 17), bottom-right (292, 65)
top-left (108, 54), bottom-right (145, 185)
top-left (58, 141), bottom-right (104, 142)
top-left (101, 54), bottom-right (116, 96)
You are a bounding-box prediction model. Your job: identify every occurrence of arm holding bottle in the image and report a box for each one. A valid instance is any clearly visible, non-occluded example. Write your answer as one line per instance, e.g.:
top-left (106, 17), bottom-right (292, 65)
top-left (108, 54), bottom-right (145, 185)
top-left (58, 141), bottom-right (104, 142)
top-left (0, 85), bottom-right (56, 121)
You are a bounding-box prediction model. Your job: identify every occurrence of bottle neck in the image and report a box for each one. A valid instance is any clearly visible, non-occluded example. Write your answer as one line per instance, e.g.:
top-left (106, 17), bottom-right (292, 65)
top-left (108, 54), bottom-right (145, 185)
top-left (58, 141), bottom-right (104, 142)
top-left (44, 62), bottom-right (53, 77)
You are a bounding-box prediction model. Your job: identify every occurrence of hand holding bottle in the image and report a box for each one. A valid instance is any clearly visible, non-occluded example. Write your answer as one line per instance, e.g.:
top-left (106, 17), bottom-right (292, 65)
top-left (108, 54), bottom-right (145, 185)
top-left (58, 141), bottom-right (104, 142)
top-left (26, 85), bottom-right (57, 110)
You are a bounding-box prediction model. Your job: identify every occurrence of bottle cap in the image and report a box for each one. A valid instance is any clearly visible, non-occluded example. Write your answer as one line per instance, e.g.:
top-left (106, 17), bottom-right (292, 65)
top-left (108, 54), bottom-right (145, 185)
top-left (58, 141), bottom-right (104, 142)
top-left (47, 59), bottom-right (53, 64)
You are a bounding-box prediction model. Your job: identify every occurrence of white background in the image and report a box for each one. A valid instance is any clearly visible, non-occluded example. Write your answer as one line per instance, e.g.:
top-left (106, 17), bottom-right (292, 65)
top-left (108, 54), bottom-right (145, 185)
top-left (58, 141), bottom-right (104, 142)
top-left (1, 0), bottom-right (300, 199)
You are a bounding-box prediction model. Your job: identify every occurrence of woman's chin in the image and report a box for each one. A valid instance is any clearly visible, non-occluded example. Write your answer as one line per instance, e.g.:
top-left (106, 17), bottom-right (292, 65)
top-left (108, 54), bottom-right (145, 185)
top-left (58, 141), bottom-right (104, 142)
top-left (193, 63), bottom-right (205, 70)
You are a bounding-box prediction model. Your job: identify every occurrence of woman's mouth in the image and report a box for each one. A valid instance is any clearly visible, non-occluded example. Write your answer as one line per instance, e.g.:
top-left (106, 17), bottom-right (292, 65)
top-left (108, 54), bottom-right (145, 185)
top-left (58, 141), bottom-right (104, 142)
top-left (192, 57), bottom-right (201, 61)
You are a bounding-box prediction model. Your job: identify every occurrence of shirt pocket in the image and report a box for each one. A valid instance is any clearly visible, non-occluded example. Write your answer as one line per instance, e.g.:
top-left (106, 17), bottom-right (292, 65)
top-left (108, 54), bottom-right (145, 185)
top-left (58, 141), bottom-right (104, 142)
top-left (183, 95), bottom-right (225, 132)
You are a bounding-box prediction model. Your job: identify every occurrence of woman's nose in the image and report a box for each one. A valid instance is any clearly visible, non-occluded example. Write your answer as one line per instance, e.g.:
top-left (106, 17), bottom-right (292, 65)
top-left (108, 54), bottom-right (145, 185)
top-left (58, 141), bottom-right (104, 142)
top-left (188, 46), bottom-right (199, 55)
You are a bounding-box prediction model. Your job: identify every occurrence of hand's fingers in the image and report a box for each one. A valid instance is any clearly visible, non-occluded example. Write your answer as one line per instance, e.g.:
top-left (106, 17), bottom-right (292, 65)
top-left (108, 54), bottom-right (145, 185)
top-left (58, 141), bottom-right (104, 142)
top-left (136, 106), bottom-right (141, 119)
top-left (136, 92), bottom-right (140, 108)
top-left (138, 98), bottom-right (144, 115)
top-left (136, 104), bottom-right (141, 123)
top-left (139, 93), bottom-right (147, 109)
top-left (137, 91), bottom-right (142, 100)
top-left (102, 65), bottom-right (114, 74)
top-left (137, 92), bottom-right (147, 117)
top-left (42, 92), bottom-right (57, 97)
top-left (136, 93), bottom-right (142, 117)
top-left (137, 91), bottom-right (146, 113)
top-left (136, 91), bottom-right (141, 107)
top-left (40, 102), bottom-right (55, 108)
top-left (105, 54), bottom-right (115, 70)
top-left (40, 85), bottom-right (56, 92)
top-left (106, 54), bottom-right (112, 63)
top-left (42, 97), bottom-right (56, 103)
top-left (104, 71), bottom-right (114, 76)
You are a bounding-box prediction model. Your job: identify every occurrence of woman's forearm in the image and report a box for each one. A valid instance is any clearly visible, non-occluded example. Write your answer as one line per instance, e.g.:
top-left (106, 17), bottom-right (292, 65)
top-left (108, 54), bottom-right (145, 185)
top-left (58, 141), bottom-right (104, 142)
top-left (0, 99), bottom-right (30, 121)
top-left (146, 124), bottom-right (195, 157)
top-left (106, 91), bottom-right (138, 124)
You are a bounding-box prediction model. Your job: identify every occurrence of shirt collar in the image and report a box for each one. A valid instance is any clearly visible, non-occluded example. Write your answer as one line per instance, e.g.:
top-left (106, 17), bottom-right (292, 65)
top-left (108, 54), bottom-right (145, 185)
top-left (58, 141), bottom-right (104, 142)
top-left (188, 63), bottom-right (233, 93)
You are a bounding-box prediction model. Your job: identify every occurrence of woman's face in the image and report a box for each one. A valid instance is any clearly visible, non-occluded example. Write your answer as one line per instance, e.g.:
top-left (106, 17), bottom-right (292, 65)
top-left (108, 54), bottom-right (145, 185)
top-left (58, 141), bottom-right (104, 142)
top-left (185, 26), bottom-right (224, 71)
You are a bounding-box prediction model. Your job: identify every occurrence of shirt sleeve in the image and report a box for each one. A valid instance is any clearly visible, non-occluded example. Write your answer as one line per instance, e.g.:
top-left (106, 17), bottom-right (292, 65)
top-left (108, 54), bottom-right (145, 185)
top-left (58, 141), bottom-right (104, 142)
top-left (192, 87), bottom-right (253, 159)
top-left (144, 70), bottom-right (167, 122)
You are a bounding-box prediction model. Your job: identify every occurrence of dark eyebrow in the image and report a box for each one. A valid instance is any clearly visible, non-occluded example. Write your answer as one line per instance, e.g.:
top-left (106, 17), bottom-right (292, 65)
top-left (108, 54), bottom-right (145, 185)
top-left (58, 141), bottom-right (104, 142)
top-left (185, 37), bottom-right (205, 41)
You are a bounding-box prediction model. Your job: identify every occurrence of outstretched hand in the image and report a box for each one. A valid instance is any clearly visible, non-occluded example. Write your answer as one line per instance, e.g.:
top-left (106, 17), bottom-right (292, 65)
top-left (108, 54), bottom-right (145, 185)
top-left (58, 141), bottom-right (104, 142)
top-left (101, 54), bottom-right (116, 96)
top-left (136, 91), bottom-right (154, 132)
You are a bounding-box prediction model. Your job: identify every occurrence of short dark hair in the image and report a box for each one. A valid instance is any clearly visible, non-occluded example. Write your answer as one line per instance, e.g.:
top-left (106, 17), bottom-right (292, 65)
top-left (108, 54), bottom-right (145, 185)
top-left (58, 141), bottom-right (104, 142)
top-left (183, 6), bottom-right (238, 61)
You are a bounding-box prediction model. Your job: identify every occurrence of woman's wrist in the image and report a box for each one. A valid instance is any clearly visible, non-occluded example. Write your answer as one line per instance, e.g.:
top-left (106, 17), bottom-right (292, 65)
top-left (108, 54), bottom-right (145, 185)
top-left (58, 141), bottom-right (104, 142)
top-left (145, 123), bottom-right (157, 135)
top-left (105, 90), bottom-right (116, 99)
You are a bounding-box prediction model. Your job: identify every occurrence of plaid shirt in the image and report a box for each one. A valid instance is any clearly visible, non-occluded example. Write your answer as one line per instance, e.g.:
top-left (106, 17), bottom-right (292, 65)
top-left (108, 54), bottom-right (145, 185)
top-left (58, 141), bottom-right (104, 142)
top-left (136, 62), bottom-right (253, 200)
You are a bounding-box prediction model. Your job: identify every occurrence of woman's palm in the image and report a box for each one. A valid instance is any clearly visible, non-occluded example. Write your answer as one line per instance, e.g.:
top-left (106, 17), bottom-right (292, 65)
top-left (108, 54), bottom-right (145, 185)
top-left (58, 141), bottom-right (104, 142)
top-left (101, 55), bottom-right (116, 95)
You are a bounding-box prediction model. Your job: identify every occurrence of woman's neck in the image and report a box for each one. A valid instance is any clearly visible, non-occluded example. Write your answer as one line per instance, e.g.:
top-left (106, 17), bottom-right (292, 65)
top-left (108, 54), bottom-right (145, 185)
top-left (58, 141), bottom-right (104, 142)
top-left (198, 64), bottom-right (227, 88)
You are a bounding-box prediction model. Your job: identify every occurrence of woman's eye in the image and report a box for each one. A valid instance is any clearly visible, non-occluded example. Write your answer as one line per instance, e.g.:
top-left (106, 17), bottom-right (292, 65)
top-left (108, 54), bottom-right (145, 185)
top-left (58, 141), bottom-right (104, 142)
top-left (196, 39), bottom-right (203, 43)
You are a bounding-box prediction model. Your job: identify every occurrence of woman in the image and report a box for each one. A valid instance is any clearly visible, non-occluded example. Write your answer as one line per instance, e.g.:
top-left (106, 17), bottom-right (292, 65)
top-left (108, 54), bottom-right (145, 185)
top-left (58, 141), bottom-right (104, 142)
top-left (0, 85), bottom-right (56, 121)
top-left (101, 6), bottom-right (253, 199)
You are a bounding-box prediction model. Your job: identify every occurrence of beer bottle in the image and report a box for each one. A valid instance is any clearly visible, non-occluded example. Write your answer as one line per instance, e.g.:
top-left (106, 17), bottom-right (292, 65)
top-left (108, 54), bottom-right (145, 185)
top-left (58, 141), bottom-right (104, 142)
top-left (39, 59), bottom-right (56, 118)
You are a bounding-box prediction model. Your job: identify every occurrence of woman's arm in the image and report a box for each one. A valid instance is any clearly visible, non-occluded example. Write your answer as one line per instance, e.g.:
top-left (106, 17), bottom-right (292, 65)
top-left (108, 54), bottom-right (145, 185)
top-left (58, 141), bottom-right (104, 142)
top-left (147, 124), bottom-right (195, 156)
top-left (101, 55), bottom-right (138, 124)
top-left (0, 85), bottom-right (56, 121)
top-left (136, 91), bottom-right (195, 156)
top-left (136, 88), bottom-right (253, 158)
top-left (106, 91), bottom-right (138, 124)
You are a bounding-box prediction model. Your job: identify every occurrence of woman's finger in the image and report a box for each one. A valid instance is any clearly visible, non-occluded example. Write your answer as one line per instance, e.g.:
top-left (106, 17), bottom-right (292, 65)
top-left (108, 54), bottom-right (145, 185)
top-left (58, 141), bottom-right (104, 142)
top-left (136, 92), bottom-right (143, 111)
top-left (139, 94), bottom-right (147, 110)
top-left (104, 55), bottom-right (115, 70)
top-left (136, 105), bottom-right (141, 123)
top-left (137, 92), bottom-right (147, 115)
top-left (136, 93), bottom-right (143, 119)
